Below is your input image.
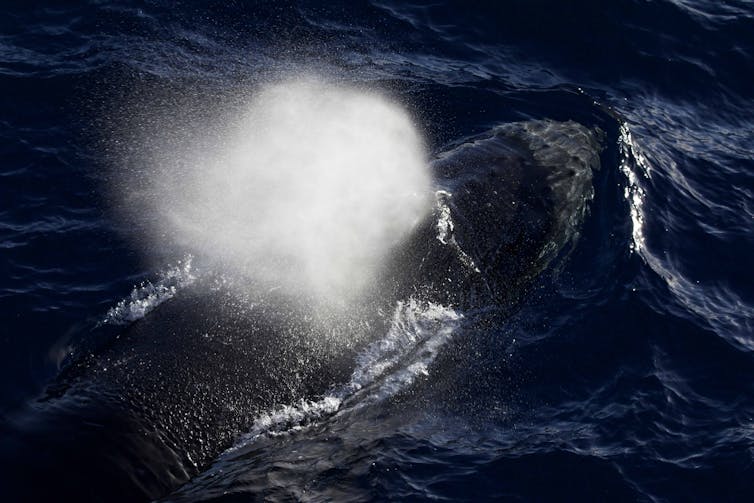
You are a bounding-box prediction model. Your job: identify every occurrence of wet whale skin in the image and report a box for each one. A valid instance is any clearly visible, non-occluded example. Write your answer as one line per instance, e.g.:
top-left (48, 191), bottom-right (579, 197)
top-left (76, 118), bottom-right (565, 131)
top-left (0, 120), bottom-right (602, 502)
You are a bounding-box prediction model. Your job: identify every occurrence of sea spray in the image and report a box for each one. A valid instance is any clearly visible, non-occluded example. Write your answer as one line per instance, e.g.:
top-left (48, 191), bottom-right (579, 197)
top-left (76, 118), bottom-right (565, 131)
top-left (115, 76), bottom-right (431, 302)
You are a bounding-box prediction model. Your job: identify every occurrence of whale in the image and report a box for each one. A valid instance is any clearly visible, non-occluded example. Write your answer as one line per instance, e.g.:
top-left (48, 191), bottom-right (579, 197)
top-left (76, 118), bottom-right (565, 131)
top-left (0, 120), bottom-right (602, 502)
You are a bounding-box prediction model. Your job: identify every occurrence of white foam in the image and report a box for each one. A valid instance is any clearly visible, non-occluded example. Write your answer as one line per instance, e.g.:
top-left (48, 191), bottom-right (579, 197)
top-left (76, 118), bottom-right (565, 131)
top-left (101, 255), bottom-right (196, 325)
top-left (228, 300), bottom-right (462, 449)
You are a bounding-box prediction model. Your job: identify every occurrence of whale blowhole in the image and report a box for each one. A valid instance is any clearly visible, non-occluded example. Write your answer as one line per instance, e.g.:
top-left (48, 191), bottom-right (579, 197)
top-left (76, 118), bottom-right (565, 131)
top-left (118, 77), bottom-right (432, 302)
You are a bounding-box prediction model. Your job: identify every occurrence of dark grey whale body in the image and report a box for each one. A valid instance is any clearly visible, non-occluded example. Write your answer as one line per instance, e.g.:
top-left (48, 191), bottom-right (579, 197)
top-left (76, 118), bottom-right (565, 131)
top-left (0, 120), bottom-right (602, 501)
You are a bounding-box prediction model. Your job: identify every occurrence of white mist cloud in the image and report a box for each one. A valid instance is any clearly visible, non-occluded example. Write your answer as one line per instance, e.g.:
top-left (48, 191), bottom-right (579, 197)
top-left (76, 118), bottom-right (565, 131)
top-left (135, 77), bottom-right (431, 300)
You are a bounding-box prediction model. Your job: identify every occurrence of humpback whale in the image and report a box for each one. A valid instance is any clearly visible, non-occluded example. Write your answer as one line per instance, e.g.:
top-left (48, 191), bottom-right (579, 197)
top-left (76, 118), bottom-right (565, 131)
top-left (0, 120), bottom-right (602, 501)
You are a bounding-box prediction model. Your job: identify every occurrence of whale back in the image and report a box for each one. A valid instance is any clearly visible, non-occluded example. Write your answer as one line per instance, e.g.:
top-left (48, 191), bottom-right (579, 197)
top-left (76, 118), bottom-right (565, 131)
top-left (0, 120), bottom-right (603, 502)
top-left (380, 119), bottom-right (603, 309)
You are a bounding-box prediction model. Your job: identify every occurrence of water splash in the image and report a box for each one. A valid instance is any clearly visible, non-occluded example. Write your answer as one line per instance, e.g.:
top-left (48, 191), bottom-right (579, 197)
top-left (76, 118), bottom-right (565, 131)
top-left (435, 189), bottom-right (480, 273)
top-left (618, 122), bottom-right (651, 254)
top-left (101, 255), bottom-right (196, 325)
top-left (228, 300), bottom-right (462, 449)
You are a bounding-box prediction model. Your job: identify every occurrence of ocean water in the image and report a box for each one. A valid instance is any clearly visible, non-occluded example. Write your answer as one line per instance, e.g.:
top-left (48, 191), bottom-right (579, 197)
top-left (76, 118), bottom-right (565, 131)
top-left (1, 1), bottom-right (753, 501)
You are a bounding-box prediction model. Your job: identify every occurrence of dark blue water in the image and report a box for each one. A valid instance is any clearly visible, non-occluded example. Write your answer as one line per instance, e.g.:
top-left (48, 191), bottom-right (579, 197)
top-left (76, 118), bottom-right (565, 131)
top-left (1, 1), bottom-right (753, 501)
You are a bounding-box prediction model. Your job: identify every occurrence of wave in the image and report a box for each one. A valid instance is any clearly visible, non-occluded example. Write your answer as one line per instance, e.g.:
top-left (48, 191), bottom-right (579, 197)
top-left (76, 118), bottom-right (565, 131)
top-left (618, 121), bottom-right (754, 348)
